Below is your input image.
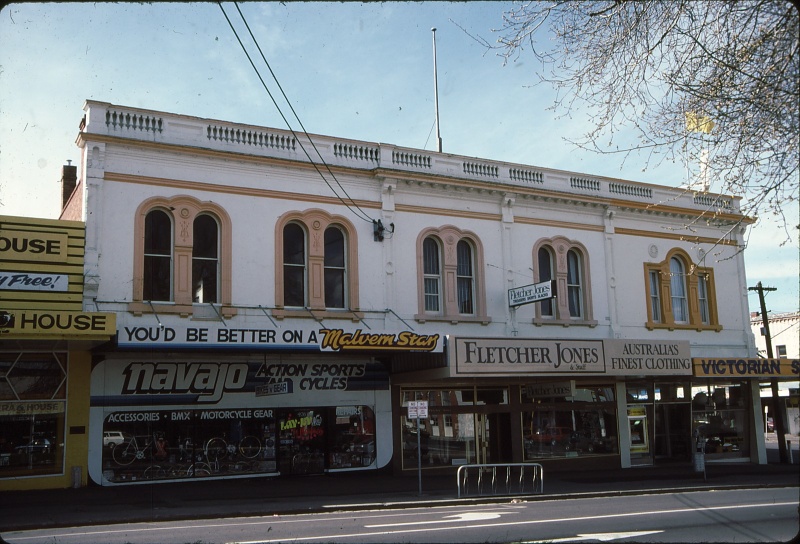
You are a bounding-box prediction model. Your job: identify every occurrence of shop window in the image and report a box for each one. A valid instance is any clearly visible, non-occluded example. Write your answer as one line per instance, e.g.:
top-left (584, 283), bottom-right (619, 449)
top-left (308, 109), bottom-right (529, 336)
top-left (415, 226), bottom-right (489, 324)
top-left (532, 237), bottom-right (595, 326)
top-left (0, 352), bottom-right (67, 478)
top-left (274, 209), bottom-right (360, 319)
top-left (99, 403), bottom-right (378, 482)
top-left (400, 388), bottom-right (512, 470)
top-left (644, 249), bottom-right (720, 331)
top-left (691, 383), bottom-right (749, 461)
top-left (521, 384), bottom-right (618, 460)
top-left (131, 196), bottom-right (233, 317)
top-left (329, 406), bottom-right (375, 470)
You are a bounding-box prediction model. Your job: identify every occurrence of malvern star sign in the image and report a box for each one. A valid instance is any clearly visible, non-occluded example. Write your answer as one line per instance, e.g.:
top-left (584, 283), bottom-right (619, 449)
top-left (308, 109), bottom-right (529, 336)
top-left (508, 280), bottom-right (555, 308)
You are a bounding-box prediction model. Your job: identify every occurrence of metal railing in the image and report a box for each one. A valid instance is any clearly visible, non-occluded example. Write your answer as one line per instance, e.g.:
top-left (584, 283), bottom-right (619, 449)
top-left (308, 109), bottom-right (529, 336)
top-left (456, 463), bottom-right (544, 498)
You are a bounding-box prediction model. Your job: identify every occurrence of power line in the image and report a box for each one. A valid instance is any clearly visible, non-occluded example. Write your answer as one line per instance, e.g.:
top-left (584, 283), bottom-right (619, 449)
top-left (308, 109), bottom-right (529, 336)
top-left (217, 2), bottom-right (374, 224)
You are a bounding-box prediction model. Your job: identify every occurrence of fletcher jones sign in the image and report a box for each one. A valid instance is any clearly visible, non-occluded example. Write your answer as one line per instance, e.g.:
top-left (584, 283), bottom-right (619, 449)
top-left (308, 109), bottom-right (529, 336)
top-left (508, 280), bottom-right (555, 308)
top-left (453, 338), bottom-right (692, 376)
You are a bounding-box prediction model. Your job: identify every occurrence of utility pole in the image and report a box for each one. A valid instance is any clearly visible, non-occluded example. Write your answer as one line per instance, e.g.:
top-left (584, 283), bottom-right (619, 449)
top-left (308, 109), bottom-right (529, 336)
top-left (748, 281), bottom-right (788, 463)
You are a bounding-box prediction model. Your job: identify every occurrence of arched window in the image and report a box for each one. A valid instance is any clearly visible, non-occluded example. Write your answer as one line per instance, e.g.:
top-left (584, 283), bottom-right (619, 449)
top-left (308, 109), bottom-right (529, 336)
top-left (324, 226), bottom-right (346, 309)
top-left (422, 237), bottom-right (442, 313)
top-left (192, 214), bottom-right (219, 303)
top-left (274, 209), bottom-right (359, 318)
top-left (143, 209), bottom-right (172, 302)
top-left (131, 196), bottom-right (233, 317)
top-left (532, 237), bottom-right (594, 326)
top-left (283, 223), bottom-right (307, 307)
top-left (644, 249), bottom-right (719, 331)
top-left (669, 257), bottom-right (689, 323)
top-left (415, 226), bottom-right (489, 324)
top-left (456, 240), bottom-right (475, 315)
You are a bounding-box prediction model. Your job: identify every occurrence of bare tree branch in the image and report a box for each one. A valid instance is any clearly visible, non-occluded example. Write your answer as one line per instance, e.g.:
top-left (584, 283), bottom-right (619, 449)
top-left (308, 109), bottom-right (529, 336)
top-left (487, 1), bottom-right (799, 246)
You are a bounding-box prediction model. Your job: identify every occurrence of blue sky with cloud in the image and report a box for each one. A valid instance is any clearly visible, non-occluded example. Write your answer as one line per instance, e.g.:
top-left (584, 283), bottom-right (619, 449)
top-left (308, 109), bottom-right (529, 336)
top-left (1, 2), bottom-right (796, 313)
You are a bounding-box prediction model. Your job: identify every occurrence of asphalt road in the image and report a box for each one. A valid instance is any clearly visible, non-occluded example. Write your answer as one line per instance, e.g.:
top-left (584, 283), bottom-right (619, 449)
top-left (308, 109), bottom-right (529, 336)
top-left (3, 487), bottom-right (797, 544)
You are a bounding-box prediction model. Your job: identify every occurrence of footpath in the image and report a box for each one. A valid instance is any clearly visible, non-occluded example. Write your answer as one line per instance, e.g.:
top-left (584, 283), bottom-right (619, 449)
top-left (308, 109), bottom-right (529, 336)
top-left (1, 460), bottom-right (798, 534)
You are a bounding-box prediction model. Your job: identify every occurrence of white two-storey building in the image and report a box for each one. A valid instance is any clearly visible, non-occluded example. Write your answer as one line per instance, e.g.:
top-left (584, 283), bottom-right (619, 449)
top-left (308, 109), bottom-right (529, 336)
top-left (61, 100), bottom-right (787, 486)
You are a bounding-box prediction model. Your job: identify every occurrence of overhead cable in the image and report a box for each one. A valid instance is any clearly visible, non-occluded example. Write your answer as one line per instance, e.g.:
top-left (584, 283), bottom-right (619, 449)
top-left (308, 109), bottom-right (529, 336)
top-left (218, 2), bottom-right (374, 223)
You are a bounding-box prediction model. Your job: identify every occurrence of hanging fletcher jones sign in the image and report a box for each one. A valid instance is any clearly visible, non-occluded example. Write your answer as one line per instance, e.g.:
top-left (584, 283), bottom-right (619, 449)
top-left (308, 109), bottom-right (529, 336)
top-left (508, 280), bottom-right (555, 308)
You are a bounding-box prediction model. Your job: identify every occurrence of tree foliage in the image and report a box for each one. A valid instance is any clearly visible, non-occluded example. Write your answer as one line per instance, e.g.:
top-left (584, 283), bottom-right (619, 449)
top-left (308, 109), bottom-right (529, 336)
top-left (489, 1), bottom-right (798, 240)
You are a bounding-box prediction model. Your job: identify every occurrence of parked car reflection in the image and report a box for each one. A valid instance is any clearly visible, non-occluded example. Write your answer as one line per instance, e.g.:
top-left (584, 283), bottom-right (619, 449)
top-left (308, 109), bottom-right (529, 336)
top-left (15, 438), bottom-right (52, 454)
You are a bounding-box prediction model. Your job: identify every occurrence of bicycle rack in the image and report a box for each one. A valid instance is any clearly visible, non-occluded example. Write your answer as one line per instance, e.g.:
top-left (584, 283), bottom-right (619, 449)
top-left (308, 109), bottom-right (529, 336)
top-left (456, 463), bottom-right (544, 498)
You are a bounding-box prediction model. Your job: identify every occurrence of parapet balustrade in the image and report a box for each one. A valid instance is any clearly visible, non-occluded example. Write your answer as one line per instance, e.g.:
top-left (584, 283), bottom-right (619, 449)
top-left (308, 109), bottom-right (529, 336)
top-left (84, 100), bottom-right (739, 215)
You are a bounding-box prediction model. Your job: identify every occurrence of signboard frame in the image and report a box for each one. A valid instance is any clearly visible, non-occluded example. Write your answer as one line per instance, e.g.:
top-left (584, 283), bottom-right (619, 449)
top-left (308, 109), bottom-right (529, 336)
top-left (508, 280), bottom-right (555, 308)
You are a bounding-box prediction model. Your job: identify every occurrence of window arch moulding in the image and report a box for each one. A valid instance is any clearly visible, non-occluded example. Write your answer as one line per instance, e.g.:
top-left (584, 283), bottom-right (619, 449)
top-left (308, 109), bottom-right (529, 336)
top-left (531, 236), bottom-right (597, 327)
top-left (415, 225), bottom-right (491, 325)
top-left (273, 208), bottom-right (362, 321)
top-left (643, 247), bottom-right (721, 332)
top-left (129, 195), bottom-right (235, 318)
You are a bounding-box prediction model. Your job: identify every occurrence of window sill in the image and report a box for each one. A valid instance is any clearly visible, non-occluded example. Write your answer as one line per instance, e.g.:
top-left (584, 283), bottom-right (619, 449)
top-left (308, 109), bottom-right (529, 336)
top-left (273, 308), bottom-right (364, 322)
top-left (645, 321), bottom-right (722, 332)
top-left (128, 302), bottom-right (238, 319)
top-left (533, 318), bottom-right (598, 328)
top-left (414, 314), bottom-right (492, 325)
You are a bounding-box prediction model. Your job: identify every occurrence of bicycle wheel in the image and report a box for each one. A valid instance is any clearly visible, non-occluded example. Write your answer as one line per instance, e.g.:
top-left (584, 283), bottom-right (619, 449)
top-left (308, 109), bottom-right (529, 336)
top-left (190, 462), bottom-right (212, 477)
top-left (112, 441), bottom-right (137, 465)
top-left (205, 437), bottom-right (228, 462)
top-left (238, 435), bottom-right (261, 459)
top-left (143, 465), bottom-right (166, 479)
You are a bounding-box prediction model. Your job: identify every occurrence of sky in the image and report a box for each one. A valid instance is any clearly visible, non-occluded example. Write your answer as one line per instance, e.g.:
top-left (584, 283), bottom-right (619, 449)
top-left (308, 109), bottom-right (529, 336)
top-left (1, 2), bottom-right (797, 315)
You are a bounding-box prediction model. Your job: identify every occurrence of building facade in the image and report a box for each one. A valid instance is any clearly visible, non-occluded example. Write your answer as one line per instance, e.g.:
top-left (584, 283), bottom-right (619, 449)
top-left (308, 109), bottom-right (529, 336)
top-left (0, 214), bottom-right (115, 490)
top-left (59, 100), bottom-right (781, 486)
top-left (750, 311), bottom-right (800, 436)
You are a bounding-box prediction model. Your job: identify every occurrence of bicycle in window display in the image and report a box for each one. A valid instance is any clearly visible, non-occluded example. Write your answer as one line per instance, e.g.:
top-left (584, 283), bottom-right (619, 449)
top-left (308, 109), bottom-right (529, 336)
top-left (203, 435), bottom-right (263, 473)
top-left (112, 433), bottom-right (169, 466)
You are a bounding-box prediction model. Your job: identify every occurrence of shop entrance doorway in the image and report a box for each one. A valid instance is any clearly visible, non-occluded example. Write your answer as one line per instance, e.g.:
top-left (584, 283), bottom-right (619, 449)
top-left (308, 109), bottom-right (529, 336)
top-left (476, 413), bottom-right (513, 465)
top-left (627, 381), bottom-right (692, 466)
top-left (654, 403), bottom-right (691, 463)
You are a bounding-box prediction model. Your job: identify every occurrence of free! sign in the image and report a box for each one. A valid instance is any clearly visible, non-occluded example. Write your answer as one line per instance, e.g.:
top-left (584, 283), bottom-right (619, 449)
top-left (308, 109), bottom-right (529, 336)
top-left (508, 280), bottom-right (555, 307)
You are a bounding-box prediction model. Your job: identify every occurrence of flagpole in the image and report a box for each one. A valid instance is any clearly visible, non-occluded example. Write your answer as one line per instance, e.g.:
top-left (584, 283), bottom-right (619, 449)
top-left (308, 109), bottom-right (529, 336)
top-left (432, 27), bottom-right (442, 153)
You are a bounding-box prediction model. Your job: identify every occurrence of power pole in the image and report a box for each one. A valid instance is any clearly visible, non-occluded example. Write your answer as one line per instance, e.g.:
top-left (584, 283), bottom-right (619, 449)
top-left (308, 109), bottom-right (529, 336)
top-left (748, 281), bottom-right (788, 463)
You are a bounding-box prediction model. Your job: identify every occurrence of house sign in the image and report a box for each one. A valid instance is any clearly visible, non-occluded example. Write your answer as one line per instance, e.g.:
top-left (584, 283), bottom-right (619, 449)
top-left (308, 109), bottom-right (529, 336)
top-left (508, 280), bottom-right (555, 308)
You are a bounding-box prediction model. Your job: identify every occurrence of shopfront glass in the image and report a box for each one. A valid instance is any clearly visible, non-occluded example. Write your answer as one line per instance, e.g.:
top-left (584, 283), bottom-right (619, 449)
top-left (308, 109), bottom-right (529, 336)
top-left (521, 383), bottom-right (618, 460)
top-left (91, 357), bottom-right (388, 484)
top-left (0, 352), bottom-right (67, 478)
top-left (100, 404), bottom-right (375, 482)
top-left (691, 381), bottom-right (750, 461)
top-left (400, 388), bottom-right (508, 469)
